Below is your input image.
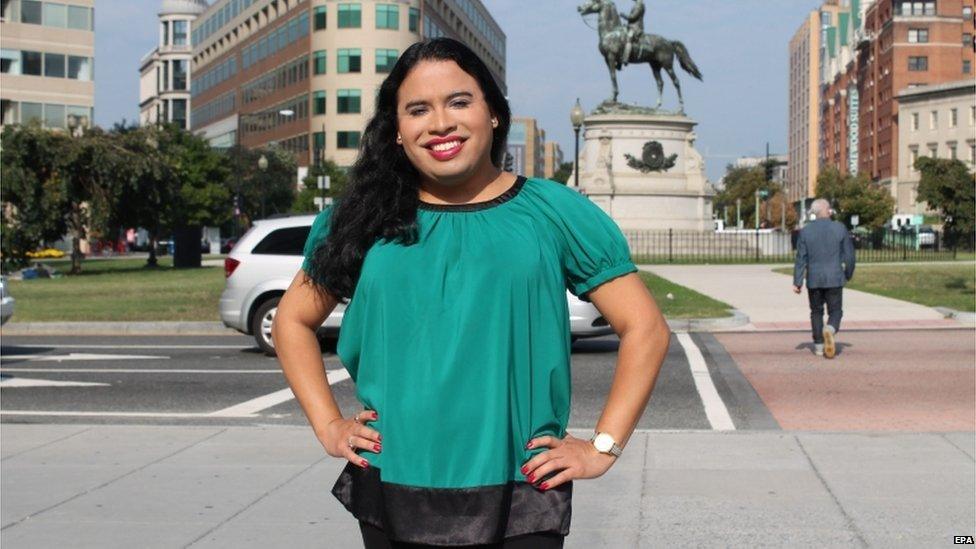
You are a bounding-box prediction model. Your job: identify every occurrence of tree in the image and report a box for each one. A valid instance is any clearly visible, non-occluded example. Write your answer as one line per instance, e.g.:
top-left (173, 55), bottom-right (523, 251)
top-left (815, 167), bottom-right (894, 230)
top-left (0, 124), bottom-right (70, 271)
top-left (294, 158), bottom-right (348, 213)
top-left (551, 161), bottom-right (573, 185)
top-left (915, 157), bottom-right (976, 249)
top-left (714, 165), bottom-right (780, 228)
top-left (225, 145), bottom-right (295, 226)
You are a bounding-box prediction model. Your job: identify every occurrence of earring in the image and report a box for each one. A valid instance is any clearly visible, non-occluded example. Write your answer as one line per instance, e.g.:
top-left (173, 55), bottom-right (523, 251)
top-left (396, 134), bottom-right (402, 144)
top-left (491, 118), bottom-right (498, 128)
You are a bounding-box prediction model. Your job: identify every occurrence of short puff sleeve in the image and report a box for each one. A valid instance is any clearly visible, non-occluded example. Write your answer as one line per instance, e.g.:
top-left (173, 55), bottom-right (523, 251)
top-left (553, 188), bottom-right (637, 302)
top-left (301, 206), bottom-right (334, 275)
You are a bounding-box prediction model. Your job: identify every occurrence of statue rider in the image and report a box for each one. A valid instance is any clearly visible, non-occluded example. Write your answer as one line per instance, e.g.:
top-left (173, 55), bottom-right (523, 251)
top-left (620, 0), bottom-right (645, 70)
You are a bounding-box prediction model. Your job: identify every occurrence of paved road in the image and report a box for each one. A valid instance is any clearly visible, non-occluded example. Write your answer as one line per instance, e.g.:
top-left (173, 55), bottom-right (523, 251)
top-left (0, 333), bottom-right (774, 431)
top-left (2, 331), bottom-right (973, 548)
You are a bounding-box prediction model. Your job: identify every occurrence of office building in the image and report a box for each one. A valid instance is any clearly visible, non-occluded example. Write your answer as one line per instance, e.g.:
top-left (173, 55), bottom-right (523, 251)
top-left (139, 0), bottom-right (209, 130)
top-left (543, 140), bottom-right (563, 179)
top-left (788, 1), bottom-right (842, 204)
top-left (189, 0), bottom-right (505, 168)
top-left (0, 0), bottom-right (96, 130)
top-left (507, 116), bottom-right (544, 178)
top-left (895, 79), bottom-right (975, 213)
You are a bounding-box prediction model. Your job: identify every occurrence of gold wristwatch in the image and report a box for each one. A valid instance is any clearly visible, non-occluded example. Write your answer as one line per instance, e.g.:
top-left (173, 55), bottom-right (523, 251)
top-left (590, 432), bottom-right (623, 457)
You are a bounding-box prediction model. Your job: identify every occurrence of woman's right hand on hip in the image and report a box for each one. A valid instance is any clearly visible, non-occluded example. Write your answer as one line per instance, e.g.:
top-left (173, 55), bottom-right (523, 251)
top-left (319, 410), bottom-right (382, 468)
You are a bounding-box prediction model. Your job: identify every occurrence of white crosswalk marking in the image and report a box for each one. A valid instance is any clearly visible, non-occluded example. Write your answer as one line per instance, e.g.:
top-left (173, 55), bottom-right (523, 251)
top-left (0, 377), bottom-right (111, 388)
top-left (675, 332), bottom-right (736, 431)
top-left (1, 353), bottom-right (168, 362)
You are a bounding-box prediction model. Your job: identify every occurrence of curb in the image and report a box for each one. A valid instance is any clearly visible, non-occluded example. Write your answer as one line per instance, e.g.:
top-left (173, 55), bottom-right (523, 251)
top-left (1, 321), bottom-right (241, 336)
top-left (665, 309), bottom-right (750, 332)
top-left (933, 307), bottom-right (976, 325)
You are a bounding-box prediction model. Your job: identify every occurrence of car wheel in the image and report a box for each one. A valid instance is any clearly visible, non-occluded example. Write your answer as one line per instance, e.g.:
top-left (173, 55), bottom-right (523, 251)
top-left (252, 297), bottom-right (280, 357)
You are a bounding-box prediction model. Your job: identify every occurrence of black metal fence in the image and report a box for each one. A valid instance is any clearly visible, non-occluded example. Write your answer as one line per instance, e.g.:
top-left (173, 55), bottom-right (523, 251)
top-left (626, 228), bottom-right (959, 264)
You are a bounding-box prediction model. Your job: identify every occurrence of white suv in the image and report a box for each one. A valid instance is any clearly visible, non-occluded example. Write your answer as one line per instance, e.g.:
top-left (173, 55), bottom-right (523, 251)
top-left (220, 214), bottom-right (615, 356)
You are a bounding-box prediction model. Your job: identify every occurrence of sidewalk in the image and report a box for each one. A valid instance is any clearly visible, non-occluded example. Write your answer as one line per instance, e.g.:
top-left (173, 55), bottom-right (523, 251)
top-left (1, 425), bottom-right (973, 548)
top-left (641, 264), bottom-right (967, 331)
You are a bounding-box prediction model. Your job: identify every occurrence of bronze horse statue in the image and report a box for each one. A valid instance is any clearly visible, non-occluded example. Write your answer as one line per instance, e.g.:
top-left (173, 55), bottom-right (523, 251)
top-left (578, 0), bottom-right (702, 111)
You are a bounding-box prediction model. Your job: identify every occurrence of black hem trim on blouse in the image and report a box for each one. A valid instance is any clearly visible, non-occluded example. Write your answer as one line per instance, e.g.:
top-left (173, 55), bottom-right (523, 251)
top-left (417, 176), bottom-right (528, 212)
top-left (331, 462), bottom-right (572, 546)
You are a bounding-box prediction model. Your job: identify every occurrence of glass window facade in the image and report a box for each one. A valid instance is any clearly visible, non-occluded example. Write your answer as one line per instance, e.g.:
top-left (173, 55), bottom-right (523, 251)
top-left (908, 56), bottom-right (928, 71)
top-left (409, 7), bottom-right (419, 32)
top-left (67, 55), bottom-right (92, 80)
top-left (67, 5), bottom-right (89, 30)
top-left (172, 59), bottom-right (188, 90)
top-left (42, 2), bottom-right (66, 27)
top-left (21, 1), bottom-right (42, 24)
top-left (337, 48), bottom-right (361, 73)
top-left (43, 52), bottom-right (64, 77)
top-left (313, 90), bottom-right (326, 115)
top-left (375, 48), bottom-right (397, 73)
top-left (337, 89), bottom-right (361, 113)
top-left (240, 12), bottom-right (309, 69)
top-left (314, 6), bottom-right (326, 30)
top-left (22, 50), bottom-right (42, 75)
top-left (43, 103), bottom-right (65, 128)
top-left (173, 20), bottom-right (188, 45)
top-left (337, 131), bottom-right (361, 149)
top-left (20, 102), bottom-right (43, 123)
top-left (376, 4), bottom-right (398, 29)
top-left (314, 50), bottom-right (327, 74)
top-left (337, 3), bottom-right (361, 28)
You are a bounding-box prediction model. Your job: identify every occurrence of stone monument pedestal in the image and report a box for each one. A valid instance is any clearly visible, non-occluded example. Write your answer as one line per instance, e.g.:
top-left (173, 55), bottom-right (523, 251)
top-left (569, 108), bottom-right (714, 231)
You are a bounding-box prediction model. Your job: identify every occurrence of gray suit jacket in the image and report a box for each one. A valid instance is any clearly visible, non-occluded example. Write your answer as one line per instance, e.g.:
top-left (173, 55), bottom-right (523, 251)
top-left (793, 219), bottom-right (855, 288)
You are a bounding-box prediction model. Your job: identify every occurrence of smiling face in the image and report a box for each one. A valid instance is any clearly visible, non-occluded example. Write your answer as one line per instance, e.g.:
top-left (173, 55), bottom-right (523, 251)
top-left (395, 60), bottom-right (498, 188)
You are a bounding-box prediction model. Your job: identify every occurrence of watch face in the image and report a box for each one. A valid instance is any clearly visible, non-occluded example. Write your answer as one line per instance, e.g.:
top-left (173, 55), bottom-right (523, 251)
top-left (593, 433), bottom-right (614, 453)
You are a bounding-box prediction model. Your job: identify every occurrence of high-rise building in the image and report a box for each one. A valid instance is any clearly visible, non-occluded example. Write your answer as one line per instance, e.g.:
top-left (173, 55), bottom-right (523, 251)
top-left (507, 117), bottom-right (544, 178)
top-left (188, 0), bottom-right (505, 168)
top-left (139, 0), bottom-right (209, 130)
top-left (543, 141), bottom-right (564, 179)
top-left (0, 0), bottom-right (96, 130)
top-left (817, 0), bottom-right (975, 206)
top-left (819, 0), bottom-right (870, 181)
top-left (895, 79), bottom-right (975, 213)
top-left (788, 0), bottom-right (842, 205)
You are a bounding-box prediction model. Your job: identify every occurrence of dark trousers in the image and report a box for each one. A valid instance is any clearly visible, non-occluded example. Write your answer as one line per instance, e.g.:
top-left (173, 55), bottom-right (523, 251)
top-left (359, 521), bottom-right (565, 549)
top-left (807, 287), bottom-right (843, 343)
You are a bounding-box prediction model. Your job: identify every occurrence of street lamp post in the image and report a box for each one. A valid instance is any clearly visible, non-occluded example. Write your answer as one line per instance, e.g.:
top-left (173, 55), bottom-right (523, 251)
top-left (258, 153), bottom-right (268, 219)
top-left (570, 98), bottom-right (585, 191)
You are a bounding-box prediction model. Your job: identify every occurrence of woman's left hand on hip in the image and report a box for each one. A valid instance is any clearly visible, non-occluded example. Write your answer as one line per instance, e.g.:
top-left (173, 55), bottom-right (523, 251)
top-left (519, 433), bottom-right (617, 491)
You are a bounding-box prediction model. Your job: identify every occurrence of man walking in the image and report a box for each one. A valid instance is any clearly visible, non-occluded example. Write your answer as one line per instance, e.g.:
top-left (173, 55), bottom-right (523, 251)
top-left (793, 199), bottom-right (856, 358)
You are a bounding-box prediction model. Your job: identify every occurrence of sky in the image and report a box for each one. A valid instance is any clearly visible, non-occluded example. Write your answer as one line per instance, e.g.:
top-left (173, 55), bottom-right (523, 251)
top-left (95, 0), bottom-right (823, 182)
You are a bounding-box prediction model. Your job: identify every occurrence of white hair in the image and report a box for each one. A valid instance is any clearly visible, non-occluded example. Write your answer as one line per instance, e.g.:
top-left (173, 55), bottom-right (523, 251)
top-left (810, 198), bottom-right (832, 219)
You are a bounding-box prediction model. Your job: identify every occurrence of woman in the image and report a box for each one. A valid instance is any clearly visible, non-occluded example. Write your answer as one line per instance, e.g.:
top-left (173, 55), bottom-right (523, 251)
top-left (273, 38), bottom-right (669, 548)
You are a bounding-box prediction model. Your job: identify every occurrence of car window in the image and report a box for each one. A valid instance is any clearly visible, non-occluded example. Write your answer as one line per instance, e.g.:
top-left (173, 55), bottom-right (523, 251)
top-left (250, 226), bottom-right (311, 255)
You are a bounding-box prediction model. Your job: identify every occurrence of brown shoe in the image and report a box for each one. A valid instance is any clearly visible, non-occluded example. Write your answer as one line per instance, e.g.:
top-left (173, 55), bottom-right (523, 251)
top-left (823, 326), bottom-right (836, 359)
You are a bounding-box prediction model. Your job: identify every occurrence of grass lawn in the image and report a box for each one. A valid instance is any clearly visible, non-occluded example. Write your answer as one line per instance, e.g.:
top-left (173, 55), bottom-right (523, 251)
top-left (638, 271), bottom-right (734, 319)
top-left (773, 263), bottom-right (976, 312)
top-left (6, 257), bottom-right (226, 321)
top-left (6, 257), bottom-right (734, 322)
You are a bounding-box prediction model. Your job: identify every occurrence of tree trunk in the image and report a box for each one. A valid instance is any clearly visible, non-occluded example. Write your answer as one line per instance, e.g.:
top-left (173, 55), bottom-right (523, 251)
top-left (70, 235), bottom-right (82, 274)
top-left (146, 230), bottom-right (159, 268)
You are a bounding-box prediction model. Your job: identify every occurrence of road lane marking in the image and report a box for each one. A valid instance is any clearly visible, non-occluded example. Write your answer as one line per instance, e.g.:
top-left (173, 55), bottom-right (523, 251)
top-left (0, 377), bottom-right (111, 388)
top-left (1, 353), bottom-right (169, 362)
top-left (675, 332), bottom-right (736, 431)
top-left (0, 368), bottom-right (284, 374)
top-left (208, 368), bottom-right (351, 417)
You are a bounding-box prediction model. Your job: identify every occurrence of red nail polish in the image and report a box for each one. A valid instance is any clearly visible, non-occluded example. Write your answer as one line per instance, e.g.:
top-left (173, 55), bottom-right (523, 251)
top-left (540, 482), bottom-right (549, 490)
top-left (527, 474), bottom-right (535, 483)
top-left (520, 466), bottom-right (528, 474)
top-left (526, 441), bottom-right (533, 449)
top-left (360, 459), bottom-right (369, 468)
top-left (374, 444), bottom-right (381, 452)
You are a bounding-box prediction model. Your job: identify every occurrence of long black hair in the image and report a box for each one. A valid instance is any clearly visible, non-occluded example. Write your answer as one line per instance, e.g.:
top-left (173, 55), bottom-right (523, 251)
top-left (304, 38), bottom-right (511, 303)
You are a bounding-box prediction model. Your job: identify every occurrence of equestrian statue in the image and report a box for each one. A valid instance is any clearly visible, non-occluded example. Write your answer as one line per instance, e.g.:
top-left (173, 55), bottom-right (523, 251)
top-left (578, 0), bottom-right (703, 112)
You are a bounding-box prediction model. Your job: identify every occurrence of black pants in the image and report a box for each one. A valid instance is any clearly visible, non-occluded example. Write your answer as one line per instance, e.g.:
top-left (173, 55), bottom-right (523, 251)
top-left (807, 287), bottom-right (843, 343)
top-left (359, 521), bottom-right (565, 549)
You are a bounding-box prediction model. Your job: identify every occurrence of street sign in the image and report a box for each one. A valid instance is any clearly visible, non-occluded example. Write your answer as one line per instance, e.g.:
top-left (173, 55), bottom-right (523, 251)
top-left (317, 175), bottom-right (331, 190)
top-left (313, 197), bottom-right (334, 210)
top-left (851, 215), bottom-right (860, 227)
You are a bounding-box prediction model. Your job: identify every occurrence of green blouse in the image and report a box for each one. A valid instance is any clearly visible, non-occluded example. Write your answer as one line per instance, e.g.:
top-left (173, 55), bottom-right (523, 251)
top-left (302, 176), bottom-right (636, 490)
